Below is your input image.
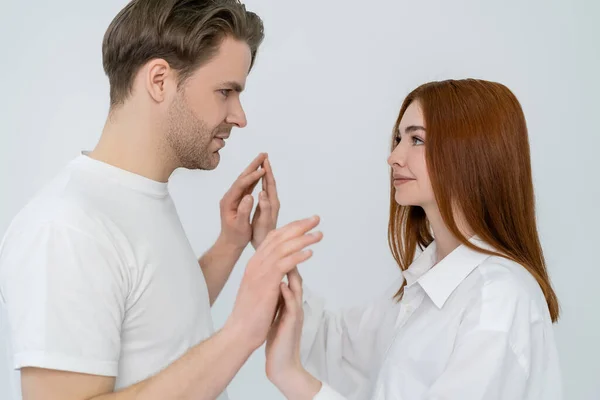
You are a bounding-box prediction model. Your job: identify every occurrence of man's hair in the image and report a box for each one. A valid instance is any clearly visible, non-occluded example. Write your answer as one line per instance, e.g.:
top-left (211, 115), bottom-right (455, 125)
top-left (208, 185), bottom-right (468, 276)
top-left (102, 0), bottom-right (264, 107)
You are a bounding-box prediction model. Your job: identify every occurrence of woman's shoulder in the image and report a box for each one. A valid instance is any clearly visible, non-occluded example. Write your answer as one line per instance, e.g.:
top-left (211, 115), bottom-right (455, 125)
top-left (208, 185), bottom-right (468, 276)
top-left (464, 255), bottom-right (551, 328)
top-left (476, 255), bottom-right (542, 297)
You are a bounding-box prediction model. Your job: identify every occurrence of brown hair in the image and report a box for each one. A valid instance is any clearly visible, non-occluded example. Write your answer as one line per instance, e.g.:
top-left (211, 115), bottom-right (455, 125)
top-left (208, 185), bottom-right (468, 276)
top-left (387, 79), bottom-right (560, 322)
top-left (102, 0), bottom-right (264, 107)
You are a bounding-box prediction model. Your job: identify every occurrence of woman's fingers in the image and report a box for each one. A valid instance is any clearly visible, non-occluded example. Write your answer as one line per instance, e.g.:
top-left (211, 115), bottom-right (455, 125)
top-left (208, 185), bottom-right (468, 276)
top-left (287, 268), bottom-right (303, 305)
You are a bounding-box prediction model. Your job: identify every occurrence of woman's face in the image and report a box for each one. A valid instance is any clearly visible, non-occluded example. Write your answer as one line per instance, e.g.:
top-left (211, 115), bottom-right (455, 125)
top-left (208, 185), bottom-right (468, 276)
top-left (387, 100), bottom-right (436, 209)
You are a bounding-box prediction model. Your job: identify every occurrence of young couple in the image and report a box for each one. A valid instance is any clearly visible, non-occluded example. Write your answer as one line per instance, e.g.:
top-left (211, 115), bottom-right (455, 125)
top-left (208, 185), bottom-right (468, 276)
top-left (0, 1), bottom-right (561, 399)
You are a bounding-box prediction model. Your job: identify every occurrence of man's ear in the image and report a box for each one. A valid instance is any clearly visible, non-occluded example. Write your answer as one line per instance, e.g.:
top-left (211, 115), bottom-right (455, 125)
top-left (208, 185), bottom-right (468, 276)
top-left (144, 58), bottom-right (176, 104)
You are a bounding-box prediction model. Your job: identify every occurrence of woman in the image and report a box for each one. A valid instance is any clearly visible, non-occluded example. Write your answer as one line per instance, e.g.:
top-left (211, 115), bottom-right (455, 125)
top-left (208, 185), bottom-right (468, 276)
top-left (264, 79), bottom-right (562, 400)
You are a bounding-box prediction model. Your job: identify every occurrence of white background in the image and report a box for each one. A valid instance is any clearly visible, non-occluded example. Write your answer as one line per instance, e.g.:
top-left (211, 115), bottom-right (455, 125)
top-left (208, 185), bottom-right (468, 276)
top-left (1, 0), bottom-right (598, 399)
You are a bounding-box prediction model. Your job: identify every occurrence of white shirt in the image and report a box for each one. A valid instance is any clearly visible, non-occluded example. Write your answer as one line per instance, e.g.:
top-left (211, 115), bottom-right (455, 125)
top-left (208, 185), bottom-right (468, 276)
top-left (301, 239), bottom-right (562, 400)
top-left (0, 154), bottom-right (224, 399)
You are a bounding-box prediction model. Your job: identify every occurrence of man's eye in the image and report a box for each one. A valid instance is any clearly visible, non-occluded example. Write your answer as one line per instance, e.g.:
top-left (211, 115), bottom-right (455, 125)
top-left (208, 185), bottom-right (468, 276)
top-left (219, 89), bottom-right (231, 97)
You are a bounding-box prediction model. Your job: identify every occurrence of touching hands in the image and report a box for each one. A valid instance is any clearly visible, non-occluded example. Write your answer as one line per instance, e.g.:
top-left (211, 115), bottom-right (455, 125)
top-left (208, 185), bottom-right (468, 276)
top-left (217, 153), bottom-right (280, 251)
top-left (225, 217), bottom-right (323, 352)
top-left (251, 156), bottom-right (280, 249)
top-left (218, 152), bottom-right (322, 400)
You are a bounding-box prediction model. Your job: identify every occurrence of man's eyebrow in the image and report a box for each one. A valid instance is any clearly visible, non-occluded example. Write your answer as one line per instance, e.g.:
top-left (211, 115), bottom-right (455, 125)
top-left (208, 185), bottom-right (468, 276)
top-left (219, 81), bottom-right (245, 92)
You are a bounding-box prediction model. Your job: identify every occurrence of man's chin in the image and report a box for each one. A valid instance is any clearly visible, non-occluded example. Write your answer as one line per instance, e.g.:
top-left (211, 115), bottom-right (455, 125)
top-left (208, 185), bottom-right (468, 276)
top-left (205, 151), bottom-right (220, 170)
top-left (178, 152), bottom-right (220, 171)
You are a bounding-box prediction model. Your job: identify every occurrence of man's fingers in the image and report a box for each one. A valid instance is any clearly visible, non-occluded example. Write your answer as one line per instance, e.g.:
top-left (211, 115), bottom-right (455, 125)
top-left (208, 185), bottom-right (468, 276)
top-left (225, 169), bottom-right (265, 207)
top-left (245, 172), bottom-right (263, 197)
top-left (251, 191), bottom-right (270, 225)
top-left (264, 158), bottom-right (280, 214)
top-left (237, 195), bottom-right (254, 223)
top-left (265, 231), bottom-right (322, 264)
top-left (258, 191), bottom-right (272, 217)
top-left (239, 169), bottom-right (266, 192)
top-left (276, 249), bottom-right (314, 275)
top-left (265, 158), bottom-right (277, 192)
top-left (240, 153), bottom-right (268, 177)
top-left (261, 216), bottom-right (320, 251)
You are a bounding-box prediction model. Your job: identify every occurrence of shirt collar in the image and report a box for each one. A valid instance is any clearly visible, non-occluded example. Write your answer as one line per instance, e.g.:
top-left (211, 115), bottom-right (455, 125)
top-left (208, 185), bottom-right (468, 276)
top-left (402, 243), bottom-right (437, 287)
top-left (403, 237), bottom-right (495, 309)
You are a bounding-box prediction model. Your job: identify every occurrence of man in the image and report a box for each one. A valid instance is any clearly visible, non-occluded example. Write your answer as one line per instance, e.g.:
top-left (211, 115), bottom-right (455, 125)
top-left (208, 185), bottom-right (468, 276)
top-left (0, 1), bottom-right (323, 399)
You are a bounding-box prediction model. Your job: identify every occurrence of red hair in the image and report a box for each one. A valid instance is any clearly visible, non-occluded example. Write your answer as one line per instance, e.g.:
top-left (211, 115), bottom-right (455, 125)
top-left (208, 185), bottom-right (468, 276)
top-left (388, 79), bottom-right (560, 322)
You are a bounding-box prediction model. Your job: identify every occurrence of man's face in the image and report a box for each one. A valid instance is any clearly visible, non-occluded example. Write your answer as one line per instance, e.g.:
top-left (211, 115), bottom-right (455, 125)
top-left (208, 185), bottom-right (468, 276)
top-left (165, 36), bottom-right (252, 171)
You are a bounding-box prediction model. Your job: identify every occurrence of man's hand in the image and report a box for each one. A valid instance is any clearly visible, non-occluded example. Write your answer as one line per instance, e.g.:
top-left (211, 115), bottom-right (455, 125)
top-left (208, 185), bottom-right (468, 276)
top-left (225, 216), bottom-right (323, 351)
top-left (251, 157), bottom-right (280, 249)
top-left (218, 153), bottom-right (267, 250)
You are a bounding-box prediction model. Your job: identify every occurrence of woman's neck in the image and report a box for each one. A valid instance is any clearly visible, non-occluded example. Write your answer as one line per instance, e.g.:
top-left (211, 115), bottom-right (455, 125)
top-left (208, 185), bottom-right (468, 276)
top-left (424, 205), bottom-right (472, 263)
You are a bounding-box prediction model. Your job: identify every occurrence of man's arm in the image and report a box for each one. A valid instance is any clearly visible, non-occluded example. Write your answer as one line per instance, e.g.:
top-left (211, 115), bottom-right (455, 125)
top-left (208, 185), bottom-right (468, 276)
top-left (200, 153), bottom-right (279, 305)
top-left (21, 323), bottom-right (252, 400)
top-left (199, 236), bottom-right (245, 306)
top-left (19, 216), bottom-right (323, 400)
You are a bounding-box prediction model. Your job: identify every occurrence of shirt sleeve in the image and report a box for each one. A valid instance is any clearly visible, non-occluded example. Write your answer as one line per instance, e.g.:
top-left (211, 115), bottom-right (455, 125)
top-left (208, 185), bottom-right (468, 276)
top-left (300, 278), bottom-right (403, 397)
top-left (0, 221), bottom-right (128, 377)
top-left (424, 272), bottom-right (536, 400)
top-left (313, 382), bottom-right (349, 400)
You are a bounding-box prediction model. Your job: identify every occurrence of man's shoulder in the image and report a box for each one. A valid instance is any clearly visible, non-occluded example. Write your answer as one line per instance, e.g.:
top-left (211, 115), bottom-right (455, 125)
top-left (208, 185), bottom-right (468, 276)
top-left (2, 202), bottom-right (110, 262)
top-left (7, 181), bottom-right (100, 235)
top-left (2, 168), bottom-right (126, 259)
top-left (0, 181), bottom-right (136, 295)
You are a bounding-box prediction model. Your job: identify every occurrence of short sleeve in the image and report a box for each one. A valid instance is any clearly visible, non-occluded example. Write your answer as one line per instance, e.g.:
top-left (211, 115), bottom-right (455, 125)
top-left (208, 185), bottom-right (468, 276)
top-left (0, 221), bottom-right (128, 376)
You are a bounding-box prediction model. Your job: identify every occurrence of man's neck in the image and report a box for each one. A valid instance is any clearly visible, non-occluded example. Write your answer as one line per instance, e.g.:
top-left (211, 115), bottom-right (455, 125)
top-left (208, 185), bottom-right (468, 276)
top-left (89, 106), bottom-right (176, 183)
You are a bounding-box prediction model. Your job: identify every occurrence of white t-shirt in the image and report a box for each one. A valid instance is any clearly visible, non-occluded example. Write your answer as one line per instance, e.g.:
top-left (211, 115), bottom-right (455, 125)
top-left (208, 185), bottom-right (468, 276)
top-left (0, 154), bottom-right (224, 399)
top-left (301, 238), bottom-right (563, 400)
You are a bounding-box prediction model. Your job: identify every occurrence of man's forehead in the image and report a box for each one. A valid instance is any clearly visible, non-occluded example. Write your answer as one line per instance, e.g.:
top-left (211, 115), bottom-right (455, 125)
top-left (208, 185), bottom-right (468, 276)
top-left (189, 60), bottom-right (249, 88)
top-left (211, 37), bottom-right (252, 67)
top-left (192, 42), bottom-right (251, 83)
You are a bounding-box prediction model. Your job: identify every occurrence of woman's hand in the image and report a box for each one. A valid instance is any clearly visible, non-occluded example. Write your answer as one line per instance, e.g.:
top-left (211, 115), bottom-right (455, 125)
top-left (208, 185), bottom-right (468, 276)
top-left (265, 268), bottom-right (322, 400)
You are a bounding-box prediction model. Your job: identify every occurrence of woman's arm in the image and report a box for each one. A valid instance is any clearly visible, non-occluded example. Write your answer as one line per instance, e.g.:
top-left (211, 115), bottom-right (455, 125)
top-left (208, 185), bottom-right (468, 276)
top-left (298, 275), bottom-right (403, 395)
top-left (265, 268), bottom-right (348, 400)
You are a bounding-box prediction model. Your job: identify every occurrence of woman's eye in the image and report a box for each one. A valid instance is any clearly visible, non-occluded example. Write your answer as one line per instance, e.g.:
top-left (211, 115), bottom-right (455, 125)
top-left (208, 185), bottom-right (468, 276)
top-left (412, 136), bottom-right (424, 145)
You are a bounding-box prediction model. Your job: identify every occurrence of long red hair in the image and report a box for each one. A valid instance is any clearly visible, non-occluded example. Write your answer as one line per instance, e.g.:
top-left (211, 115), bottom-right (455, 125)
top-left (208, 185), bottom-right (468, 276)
top-left (388, 79), bottom-right (560, 322)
